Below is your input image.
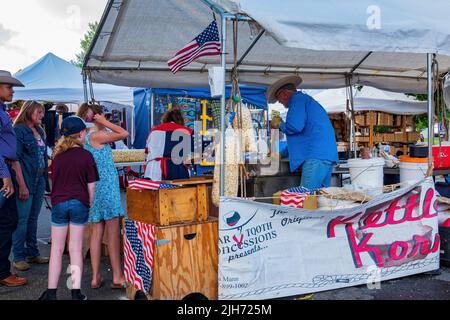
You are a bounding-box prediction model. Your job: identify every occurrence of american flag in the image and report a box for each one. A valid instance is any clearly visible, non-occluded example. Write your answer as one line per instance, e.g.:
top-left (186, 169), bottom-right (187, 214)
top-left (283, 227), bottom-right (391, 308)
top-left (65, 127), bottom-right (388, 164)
top-left (280, 187), bottom-right (315, 209)
top-left (124, 219), bottom-right (156, 294)
top-left (168, 21), bottom-right (221, 74)
top-left (128, 178), bottom-right (180, 191)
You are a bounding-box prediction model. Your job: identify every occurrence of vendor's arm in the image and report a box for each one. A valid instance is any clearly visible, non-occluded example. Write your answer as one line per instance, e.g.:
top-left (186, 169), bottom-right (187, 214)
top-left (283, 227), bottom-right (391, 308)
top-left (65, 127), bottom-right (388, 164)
top-left (280, 94), bottom-right (307, 135)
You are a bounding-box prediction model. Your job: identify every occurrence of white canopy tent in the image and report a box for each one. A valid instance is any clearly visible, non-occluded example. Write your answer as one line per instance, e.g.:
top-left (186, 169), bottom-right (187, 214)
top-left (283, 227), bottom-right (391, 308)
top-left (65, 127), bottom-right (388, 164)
top-left (84, 0), bottom-right (450, 93)
top-left (84, 0), bottom-right (450, 195)
top-left (314, 87), bottom-right (427, 115)
top-left (14, 52), bottom-right (135, 143)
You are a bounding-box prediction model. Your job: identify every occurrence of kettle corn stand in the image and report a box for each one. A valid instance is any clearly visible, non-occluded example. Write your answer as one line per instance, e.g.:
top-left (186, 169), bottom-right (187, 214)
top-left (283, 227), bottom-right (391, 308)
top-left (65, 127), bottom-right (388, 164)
top-left (83, 0), bottom-right (450, 301)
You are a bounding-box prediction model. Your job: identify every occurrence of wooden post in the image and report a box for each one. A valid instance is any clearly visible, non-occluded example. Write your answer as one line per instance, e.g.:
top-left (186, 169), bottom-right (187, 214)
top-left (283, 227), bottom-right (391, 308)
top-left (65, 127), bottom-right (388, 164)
top-left (369, 111), bottom-right (374, 149)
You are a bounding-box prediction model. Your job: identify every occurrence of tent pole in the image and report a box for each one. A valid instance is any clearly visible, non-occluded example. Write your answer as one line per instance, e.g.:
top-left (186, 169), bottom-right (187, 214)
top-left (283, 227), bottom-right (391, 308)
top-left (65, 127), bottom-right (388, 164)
top-left (150, 91), bottom-right (155, 128)
top-left (236, 30), bottom-right (265, 67)
top-left (347, 76), bottom-right (357, 159)
top-left (427, 53), bottom-right (434, 168)
top-left (220, 14), bottom-right (227, 197)
top-left (83, 72), bottom-right (88, 103)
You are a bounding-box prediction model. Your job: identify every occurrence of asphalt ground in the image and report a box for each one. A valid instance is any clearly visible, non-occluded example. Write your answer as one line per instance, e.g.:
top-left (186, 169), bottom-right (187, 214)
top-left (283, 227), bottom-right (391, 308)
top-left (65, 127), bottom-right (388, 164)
top-left (0, 195), bottom-right (449, 301)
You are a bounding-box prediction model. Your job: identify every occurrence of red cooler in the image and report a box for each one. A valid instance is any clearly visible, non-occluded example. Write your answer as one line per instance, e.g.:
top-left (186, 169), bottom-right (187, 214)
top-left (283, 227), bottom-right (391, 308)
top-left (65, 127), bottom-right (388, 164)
top-left (432, 145), bottom-right (450, 169)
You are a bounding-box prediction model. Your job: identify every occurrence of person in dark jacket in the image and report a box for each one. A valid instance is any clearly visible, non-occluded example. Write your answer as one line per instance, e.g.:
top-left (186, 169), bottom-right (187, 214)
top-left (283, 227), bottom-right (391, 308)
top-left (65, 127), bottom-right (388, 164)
top-left (12, 100), bottom-right (50, 271)
top-left (0, 70), bottom-right (27, 287)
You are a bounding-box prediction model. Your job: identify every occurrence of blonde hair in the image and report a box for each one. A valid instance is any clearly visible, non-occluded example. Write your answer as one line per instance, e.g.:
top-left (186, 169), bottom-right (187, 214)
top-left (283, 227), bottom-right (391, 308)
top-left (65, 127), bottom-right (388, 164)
top-left (13, 100), bottom-right (46, 134)
top-left (53, 133), bottom-right (84, 157)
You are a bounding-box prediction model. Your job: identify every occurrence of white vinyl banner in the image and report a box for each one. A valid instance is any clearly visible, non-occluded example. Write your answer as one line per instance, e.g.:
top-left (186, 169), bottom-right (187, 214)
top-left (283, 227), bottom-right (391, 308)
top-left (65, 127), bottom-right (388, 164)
top-left (218, 179), bottom-right (440, 300)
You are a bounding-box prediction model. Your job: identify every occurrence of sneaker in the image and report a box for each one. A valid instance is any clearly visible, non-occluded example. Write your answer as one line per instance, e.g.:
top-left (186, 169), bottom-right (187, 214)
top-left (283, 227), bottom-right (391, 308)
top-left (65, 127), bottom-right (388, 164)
top-left (38, 289), bottom-right (57, 301)
top-left (13, 261), bottom-right (30, 271)
top-left (27, 256), bottom-right (50, 264)
top-left (71, 290), bottom-right (88, 301)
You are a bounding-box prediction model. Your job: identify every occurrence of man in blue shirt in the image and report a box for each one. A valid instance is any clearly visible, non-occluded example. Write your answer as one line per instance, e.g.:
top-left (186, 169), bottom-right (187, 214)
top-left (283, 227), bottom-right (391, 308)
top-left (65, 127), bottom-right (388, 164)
top-left (0, 70), bottom-right (27, 287)
top-left (268, 76), bottom-right (338, 189)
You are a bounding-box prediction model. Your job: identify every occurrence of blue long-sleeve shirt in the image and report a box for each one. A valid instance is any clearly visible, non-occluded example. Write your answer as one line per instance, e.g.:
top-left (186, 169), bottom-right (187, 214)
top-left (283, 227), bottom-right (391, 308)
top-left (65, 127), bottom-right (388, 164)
top-left (280, 92), bottom-right (338, 172)
top-left (0, 102), bottom-right (17, 178)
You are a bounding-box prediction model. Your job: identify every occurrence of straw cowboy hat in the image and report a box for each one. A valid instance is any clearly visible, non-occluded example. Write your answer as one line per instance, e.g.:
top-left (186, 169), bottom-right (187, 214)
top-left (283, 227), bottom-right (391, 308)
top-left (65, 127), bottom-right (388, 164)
top-left (0, 70), bottom-right (24, 87)
top-left (266, 75), bottom-right (303, 104)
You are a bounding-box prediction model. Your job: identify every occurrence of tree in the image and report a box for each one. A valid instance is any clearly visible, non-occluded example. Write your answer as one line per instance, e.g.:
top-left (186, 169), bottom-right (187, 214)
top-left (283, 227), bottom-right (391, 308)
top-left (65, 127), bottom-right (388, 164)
top-left (72, 22), bottom-right (99, 68)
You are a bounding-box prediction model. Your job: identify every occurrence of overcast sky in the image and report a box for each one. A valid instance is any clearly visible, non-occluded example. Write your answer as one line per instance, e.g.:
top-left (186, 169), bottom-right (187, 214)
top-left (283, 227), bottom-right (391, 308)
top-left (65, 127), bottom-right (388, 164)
top-left (0, 0), bottom-right (108, 73)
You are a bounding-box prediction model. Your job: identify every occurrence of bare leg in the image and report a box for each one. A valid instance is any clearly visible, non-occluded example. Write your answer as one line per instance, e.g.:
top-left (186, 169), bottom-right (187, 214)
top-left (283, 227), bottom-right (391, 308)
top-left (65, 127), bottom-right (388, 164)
top-left (90, 222), bottom-right (104, 288)
top-left (106, 218), bottom-right (125, 285)
top-left (68, 225), bottom-right (85, 290)
top-left (48, 226), bottom-right (68, 289)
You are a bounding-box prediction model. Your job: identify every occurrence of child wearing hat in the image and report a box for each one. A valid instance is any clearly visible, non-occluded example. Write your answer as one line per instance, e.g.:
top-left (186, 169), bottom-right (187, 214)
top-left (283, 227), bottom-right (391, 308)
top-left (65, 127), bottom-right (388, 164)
top-left (39, 117), bottom-right (99, 300)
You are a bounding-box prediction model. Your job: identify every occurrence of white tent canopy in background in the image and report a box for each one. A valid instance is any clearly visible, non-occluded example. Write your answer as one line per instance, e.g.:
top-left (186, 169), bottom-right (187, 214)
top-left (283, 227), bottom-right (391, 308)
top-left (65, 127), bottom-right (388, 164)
top-left (15, 53), bottom-right (134, 106)
top-left (14, 52), bottom-right (135, 143)
top-left (314, 87), bottom-right (427, 115)
top-left (84, 0), bottom-right (450, 93)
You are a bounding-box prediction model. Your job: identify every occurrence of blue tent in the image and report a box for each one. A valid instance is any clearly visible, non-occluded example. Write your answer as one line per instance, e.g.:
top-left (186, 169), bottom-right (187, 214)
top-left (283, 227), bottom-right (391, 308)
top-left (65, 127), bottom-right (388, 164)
top-left (133, 86), bottom-right (268, 148)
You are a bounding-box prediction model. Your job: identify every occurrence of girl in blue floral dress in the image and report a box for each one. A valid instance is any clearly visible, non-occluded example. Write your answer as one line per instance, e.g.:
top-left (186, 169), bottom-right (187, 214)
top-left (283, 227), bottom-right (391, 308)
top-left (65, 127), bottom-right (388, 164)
top-left (78, 103), bottom-right (129, 289)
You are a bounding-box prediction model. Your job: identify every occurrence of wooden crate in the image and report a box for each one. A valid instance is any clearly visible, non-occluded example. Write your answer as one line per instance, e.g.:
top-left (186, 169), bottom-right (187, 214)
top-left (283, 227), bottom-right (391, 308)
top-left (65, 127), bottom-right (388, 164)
top-left (127, 219), bottom-right (218, 300)
top-left (355, 114), bottom-right (366, 126)
top-left (127, 184), bottom-right (208, 226)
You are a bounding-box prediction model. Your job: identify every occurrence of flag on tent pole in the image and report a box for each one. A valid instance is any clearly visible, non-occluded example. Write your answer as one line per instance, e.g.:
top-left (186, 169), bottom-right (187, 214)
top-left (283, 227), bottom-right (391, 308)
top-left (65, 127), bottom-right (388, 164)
top-left (168, 21), bottom-right (221, 74)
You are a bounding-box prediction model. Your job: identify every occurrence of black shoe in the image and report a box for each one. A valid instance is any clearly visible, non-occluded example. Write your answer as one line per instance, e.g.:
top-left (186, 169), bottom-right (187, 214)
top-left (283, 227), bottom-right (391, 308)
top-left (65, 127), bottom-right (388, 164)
top-left (71, 289), bottom-right (88, 301)
top-left (39, 289), bottom-right (57, 300)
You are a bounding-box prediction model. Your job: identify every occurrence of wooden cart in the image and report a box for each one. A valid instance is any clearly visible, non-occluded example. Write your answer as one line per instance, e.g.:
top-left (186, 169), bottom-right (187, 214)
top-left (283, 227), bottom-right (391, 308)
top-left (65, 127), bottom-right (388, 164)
top-left (125, 177), bottom-right (219, 300)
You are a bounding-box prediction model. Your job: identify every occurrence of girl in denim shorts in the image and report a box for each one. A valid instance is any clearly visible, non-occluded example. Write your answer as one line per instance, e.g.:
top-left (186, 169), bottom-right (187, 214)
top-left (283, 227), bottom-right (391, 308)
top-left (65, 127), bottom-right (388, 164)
top-left (39, 117), bottom-right (99, 301)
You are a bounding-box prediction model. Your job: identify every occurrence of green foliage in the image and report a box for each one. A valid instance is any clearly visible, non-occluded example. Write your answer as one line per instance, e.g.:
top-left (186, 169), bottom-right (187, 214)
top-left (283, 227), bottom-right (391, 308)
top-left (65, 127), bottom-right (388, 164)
top-left (373, 125), bottom-right (390, 133)
top-left (414, 114), bottom-right (428, 132)
top-left (405, 93), bottom-right (428, 102)
top-left (71, 22), bottom-right (99, 68)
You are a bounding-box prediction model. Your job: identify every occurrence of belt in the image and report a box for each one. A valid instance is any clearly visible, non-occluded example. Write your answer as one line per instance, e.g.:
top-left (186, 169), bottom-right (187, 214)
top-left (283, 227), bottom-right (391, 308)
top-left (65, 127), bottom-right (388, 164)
top-left (154, 157), bottom-right (171, 180)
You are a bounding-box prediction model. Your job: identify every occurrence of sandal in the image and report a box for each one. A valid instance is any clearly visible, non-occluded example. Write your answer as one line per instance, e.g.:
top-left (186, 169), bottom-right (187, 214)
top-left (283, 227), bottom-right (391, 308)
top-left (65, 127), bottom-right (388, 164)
top-left (91, 279), bottom-right (103, 289)
top-left (110, 282), bottom-right (128, 290)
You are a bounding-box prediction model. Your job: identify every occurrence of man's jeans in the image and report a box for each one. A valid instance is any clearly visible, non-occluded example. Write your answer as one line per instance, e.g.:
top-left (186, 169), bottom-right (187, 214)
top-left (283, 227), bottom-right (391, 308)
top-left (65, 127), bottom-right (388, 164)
top-left (301, 159), bottom-right (334, 189)
top-left (12, 176), bottom-right (45, 262)
top-left (0, 176), bottom-right (18, 280)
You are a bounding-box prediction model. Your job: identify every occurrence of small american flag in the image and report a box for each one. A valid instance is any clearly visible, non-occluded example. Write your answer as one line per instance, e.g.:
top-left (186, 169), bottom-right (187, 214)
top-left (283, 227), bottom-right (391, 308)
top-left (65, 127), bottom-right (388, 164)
top-left (128, 178), bottom-right (180, 190)
top-left (280, 187), bottom-right (315, 209)
top-left (124, 219), bottom-right (156, 294)
top-left (168, 20), bottom-right (221, 74)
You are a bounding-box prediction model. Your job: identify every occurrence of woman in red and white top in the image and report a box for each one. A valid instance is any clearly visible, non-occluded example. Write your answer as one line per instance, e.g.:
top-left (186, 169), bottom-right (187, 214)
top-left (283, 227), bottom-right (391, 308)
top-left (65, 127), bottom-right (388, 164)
top-left (144, 109), bottom-right (193, 181)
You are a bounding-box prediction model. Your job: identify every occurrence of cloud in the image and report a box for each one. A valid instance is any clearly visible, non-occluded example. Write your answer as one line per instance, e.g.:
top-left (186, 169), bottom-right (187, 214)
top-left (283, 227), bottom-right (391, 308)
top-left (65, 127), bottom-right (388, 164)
top-left (0, 0), bottom-right (107, 72)
top-left (35, 0), bottom-right (108, 25)
top-left (0, 23), bottom-right (15, 43)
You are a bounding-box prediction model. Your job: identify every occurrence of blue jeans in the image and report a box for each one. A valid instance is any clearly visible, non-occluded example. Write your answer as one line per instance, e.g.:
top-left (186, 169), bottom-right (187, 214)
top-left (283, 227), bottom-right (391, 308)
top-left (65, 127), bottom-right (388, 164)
top-left (301, 159), bottom-right (334, 189)
top-left (52, 199), bottom-right (89, 227)
top-left (12, 176), bottom-right (46, 262)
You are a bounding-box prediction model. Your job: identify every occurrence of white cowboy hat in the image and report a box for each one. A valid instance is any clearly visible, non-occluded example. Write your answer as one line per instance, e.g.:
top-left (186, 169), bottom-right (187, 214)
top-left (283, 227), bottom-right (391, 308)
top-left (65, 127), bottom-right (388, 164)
top-left (0, 70), bottom-right (24, 87)
top-left (266, 75), bottom-right (303, 104)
